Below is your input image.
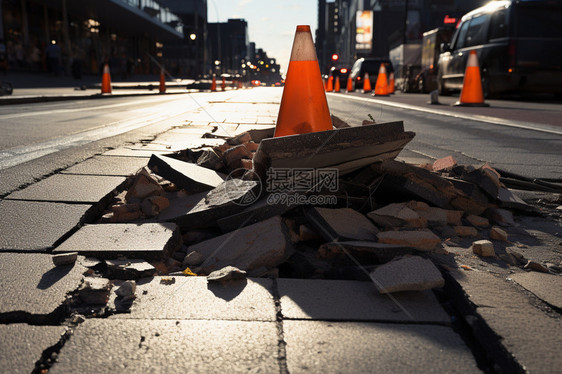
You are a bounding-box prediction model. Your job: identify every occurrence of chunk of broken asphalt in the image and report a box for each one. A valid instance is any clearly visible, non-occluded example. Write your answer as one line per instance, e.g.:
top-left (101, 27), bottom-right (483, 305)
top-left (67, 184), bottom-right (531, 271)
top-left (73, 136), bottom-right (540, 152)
top-left (306, 207), bottom-right (379, 241)
top-left (367, 203), bottom-right (427, 229)
top-left (189, 216), bottom-right (294, 274)
top-left (207, 266), bottom-right (247, 283)
top-left (471, 240), bottom-right (495, 257)
top-left (376, 229), bottom-right (441, 251)
top-left (148, 154), bottom-right (226, 193)
top-left (78, 277), bottom-right (112, 305)
top-left (52, 252), bottom-right (78, 266)
top-left (369, 256), bottom-right (445, 294)
top-left (105, 259), bottom-right (156, 280)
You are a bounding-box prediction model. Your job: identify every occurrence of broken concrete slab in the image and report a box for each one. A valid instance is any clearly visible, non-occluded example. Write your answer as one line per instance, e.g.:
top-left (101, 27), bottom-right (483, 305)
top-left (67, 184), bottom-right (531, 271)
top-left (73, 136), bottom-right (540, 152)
top-left (78, 277), bottom-right (112, 305)
top-left (0, 253), bottom-right (86, 323)
top-left (367, 203), bottom-right (427, 229)
top-left (54, 223), bottom-right (180, 260)
top-left (466, 214), bottom-right (489, 227)
top-left (306, 207), bottom-right (379, 241)
top-left (487, 208), bottom-right (515, 226)
top-left (490, 226), bottom-right (508, 242)
top-left (497, 187), bottom-right (537, 213)
top-left (412, 206), bottom-right (463, 226)
top-left (432, 155), bottom-right (457, 172)
top-left (0, 324), bottom-right (66, 374)
top-left (52, 252), bottom-right (78, 266)
top-left (61, 156), bottom-right (149, 176)
top-left (454, 226), bottom-right (478, 237)
top-left (148, 154), bottom-right (226, 193)
top-left (0, 200), bottom-right (92, 251)
top-left (509, 272), bottom-right (562, 309)
top-left (446, 177), bottom-right (489, 215)
top-left (278, 279), bottom-right (449, 323)
top-left (110, 276), bottom-right (276, 321)
top-left (370, 256), bottom-right (445, 293)
top-left (189, 216), bottom-right (293, 274)
top-left (252, 121), bottom-right (415, 180)
top-left (105, 259), bottom-right (156, 279)
top-left (207, 266), bottom-right (247, 283)
top-left (284, 321), bottom-right (481, 374)
top-left (317, 241), bottom-right (415, 263)
top-left (377, 229), bottom-right (441, 251)
top-left (5, 174), bottom-right (126, 204)
top-left (52, 319), bottom-right (279, 374)
top-left (455, 164), bottom-right (503, 200)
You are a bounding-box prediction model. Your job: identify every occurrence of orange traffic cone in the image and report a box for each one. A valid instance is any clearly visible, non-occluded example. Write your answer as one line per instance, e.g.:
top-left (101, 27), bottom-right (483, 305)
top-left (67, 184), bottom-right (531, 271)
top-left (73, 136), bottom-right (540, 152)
top-left (325, 76), bottom-right (333, 92)
top-left (362, 72), bottom-right (372, 93)
top-left (454, 50), bottom-right (489, 106)
top-left (334, 76), bottom-right (341, 92)
top-left (388, 72), bottom-right (395, 94)
top-left (274, 25), bottom-right (332, 137)
top-left (211, 75), bottom-right (217, 92)
top-left (159, 68), bottom-right (166, 93)
top-left (221, 77), bottom-right (226, 91)
top-left (101, 64), bottom-right (112, 94)
top-left (373, 64), bottom-right (390, 96)
top-left (346, 75), bottom-right (353, 92)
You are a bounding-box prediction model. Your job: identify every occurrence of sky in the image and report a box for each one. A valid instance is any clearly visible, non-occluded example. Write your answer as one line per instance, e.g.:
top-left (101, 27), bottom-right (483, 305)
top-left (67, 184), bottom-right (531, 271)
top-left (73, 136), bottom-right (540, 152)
top-left (207, 0), bottom-right (319, 74)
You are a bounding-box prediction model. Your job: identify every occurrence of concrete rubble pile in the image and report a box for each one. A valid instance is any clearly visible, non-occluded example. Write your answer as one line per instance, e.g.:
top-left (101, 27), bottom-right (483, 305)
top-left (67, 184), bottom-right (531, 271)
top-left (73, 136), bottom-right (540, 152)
top-left (53, 121), bottom-right (557, 314)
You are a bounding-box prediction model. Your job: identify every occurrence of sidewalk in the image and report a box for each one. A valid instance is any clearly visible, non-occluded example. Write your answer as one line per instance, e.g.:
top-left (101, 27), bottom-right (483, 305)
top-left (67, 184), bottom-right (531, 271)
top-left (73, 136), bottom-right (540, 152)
top-left (0, 86), bottom-right (561, 373)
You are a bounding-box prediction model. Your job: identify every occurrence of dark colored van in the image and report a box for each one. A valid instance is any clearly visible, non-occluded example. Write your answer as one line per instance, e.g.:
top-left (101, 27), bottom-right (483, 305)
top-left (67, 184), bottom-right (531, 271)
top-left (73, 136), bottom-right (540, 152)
top-left (349, 57), bottom-right (394, 91)
top-left (437, 0), bottom-right (562, 97)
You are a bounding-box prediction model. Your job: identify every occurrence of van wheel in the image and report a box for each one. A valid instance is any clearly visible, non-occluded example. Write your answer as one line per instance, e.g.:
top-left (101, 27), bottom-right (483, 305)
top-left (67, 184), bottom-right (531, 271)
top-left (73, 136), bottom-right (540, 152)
top-left (481, 72), bottom-right (498, 99)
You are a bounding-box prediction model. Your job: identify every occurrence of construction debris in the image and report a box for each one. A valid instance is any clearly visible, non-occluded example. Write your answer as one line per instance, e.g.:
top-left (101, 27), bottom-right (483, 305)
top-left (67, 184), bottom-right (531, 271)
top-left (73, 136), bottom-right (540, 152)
top-left (471, 240), bottom-right (495, 257)
top-left (52, 252), bottom-right (78, 266)
top-left (369, 256), bottom-right (445, 294)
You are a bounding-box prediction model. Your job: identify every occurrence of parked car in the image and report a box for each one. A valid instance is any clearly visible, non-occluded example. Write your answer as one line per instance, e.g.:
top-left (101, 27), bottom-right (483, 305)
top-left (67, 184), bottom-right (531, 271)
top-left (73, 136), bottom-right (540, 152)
top-left (437, 0), bottom-right (562, 97)
top-left (349, 57), bottom-right (394, 91)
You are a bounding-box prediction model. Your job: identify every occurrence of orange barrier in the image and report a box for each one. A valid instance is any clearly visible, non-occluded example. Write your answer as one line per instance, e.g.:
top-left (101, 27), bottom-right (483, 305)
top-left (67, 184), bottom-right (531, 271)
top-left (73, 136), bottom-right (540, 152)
top-left (334, 76), bottom-right (341, 92)
top-left (274, 25), bottom-right (333, 137)
top-left (159, 68), bottom-right (166, 93)
top-left (211, 75), bottom-right (217, 92)
top-left (346, 76), bottom-right (353, 92)
top-left (101, 64), bottom-right (112, 94)
top-left (325, 76), bottom-right (333, 92)
top-left (388, 72), bottom-right (395, 94)
top-left (362, 72), bottom-right (372, 93)
top-left (373, 64), bottom-right (390, 96)
top-left (454, 50), bottom-right (489, 107)
top-left (221, 77), bottom-right (226, 91)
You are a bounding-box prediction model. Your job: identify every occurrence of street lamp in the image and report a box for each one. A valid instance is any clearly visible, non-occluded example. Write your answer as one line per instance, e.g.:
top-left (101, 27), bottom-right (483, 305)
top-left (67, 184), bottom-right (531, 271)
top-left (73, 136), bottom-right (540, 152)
top-left (189, 33), bottom-right (196, 41)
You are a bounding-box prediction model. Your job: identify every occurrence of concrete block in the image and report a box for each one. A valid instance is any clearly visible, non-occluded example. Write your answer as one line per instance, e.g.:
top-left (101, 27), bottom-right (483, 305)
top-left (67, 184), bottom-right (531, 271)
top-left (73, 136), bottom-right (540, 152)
top-left (370, 256), bottom-right (445, 293)
top-left (189, 216), bottom-right (293, 274)
top-left (377, 229), bottom-right (441, 251)
top-left (466, 214), bottom-right (489, 227)
top-left (148, 154), bottom-right (226, 193)
top-left (306, 207), bottom-right (379, 241)
top-left (454, 226), bottom-right (478, 237)
top-left (490, 226), bottom-right (508, 241)
top-left (471, 240), bottom-right (495, 257)
top-left (0, 200), bottom-right (92, 251)
top-left (367, 202), bottom-right (427, 228)
top-left (416, 207), bottom-right (463, 226)
top-left (54, 223), bottom-right (180, 260)
top-left (433, 155), bottom-right (457, 172)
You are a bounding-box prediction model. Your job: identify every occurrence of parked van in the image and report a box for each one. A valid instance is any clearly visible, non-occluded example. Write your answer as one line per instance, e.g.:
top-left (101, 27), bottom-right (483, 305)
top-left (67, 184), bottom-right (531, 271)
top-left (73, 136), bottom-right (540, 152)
top-left (349, 57), bottom-right (394, 91)
top-left (437, 0), bottom-right (562, 97)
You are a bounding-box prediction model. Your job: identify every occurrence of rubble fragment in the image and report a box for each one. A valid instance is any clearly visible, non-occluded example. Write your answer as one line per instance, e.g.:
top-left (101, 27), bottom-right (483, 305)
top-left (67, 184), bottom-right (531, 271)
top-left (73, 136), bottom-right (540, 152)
top-left (115, 280), bottom-right (136, 300)
top-left (52, 252), bottom-right (78, 266)
top-left (207, 266), bottom-right (247, 283)
top-left (490, 226), bottom-right (508, 242)
top-left (105, 259), bottom-right (156, 279)
top-left (317, 241), bottom-right (415, 263)
top-left (377, 229), bottom-right (441, 251)
top-left (524, 260), bottom-right (550, 273)
top-left (466, 215), bottom-right (489, 227)
top-left (182, 251), bottom-right (205, 267)
top-left (471, 240), bottom-right (495, 257)
top-left (196, 148), bottom-right (224, 170)
top-left (367, 203), bottom-right (427, 228)
top-left (369, 256), bottom-right (445, 293)
top-left (106, 203), bottom-right (141, 222)
top-left (306, 207), bottom-right (379, 241)
top-left (223, 144), bottom-right (253, 170)
top-left (454, 226), bottom-right (478, 237)
top-left (78, 277), bottom-right (112, 305)
top-left (432, 155), bottom-right (457, 172)
top-left (125, 167), bottom-right (164, 201)
top-left (416, 207), bottom-right (463, 226)
top-left (298, 225), bottom-right (322, 242)
top-left (487, 208), bottom-right (515, 226)
top-left (330, 115), bottom-right (351, 128)
top-left (141, 195), bottom-right (170, 217)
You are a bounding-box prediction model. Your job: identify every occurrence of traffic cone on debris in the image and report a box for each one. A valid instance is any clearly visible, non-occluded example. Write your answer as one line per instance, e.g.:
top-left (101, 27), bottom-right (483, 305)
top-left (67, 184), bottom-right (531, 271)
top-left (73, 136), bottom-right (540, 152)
top-left (274, 25), bottom-right (333, 137)
top-left (454, 50), bottom-right (489, 107)
top-left (362, 72), bottom-right (372, 93)
top-left (373, 64), bottom-right (390, 96)
top-left (346, 75), bottom-right (354, 92)
top-left (101, 64), bottom-right (112, 94)
top-left (334, 76), bottom-right (341, 92)
top-left (211, 75), bottom-right (217, 92)
top-left (159, 67), bottom-right (166, 93)
top-left (388, 72), bottom-right (395, 94)
top-left (326, 75), bottom-right (333, 92)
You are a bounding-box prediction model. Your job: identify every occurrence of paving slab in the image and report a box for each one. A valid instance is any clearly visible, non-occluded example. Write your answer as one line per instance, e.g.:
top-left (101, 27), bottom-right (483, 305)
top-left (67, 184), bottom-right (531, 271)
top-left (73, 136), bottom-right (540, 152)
top-left (5, 174), bottom-right (126, 203)
top-left (306, 207), bottom-right (379, 241)
top-left (277, 279), bottom-right (450, 323)
top-left (509, 271), bottom-right (562, 310)
top-left (110, 276), bottom-right (276, 321)
top-left (0, 324), bottom-right (66, 374)
top-left (54, 223), bottom-right (180, 259)
top-left (61, 156), bottom-right (148, 176)
top-left (0, 200), bottom-right (92, 251)
top-left (451, 270), bottom-right (562, 374)
top-left (0, 253), bottom-right (86, 322)
top-left (284, 320), bottom-right (481, 374)
top-left (52, 319), bottom-right (279, 374)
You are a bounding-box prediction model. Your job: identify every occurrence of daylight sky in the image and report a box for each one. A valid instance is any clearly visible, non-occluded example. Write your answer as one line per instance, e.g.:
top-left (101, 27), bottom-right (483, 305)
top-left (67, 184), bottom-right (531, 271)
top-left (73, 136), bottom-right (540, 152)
top-left (207, 0), bottom-right (319, 74)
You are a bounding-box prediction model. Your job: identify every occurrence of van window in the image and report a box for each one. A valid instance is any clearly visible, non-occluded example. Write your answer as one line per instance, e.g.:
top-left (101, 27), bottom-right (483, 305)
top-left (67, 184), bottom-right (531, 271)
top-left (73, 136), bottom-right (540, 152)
top-left (488, 9), bottom-right (508, 40)
top-left (465, 14), bottom-right (490, 47)
top-left (453, 20), bottom-right (470, 49)
top-left (516, 6), bottom-right (562, 38)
